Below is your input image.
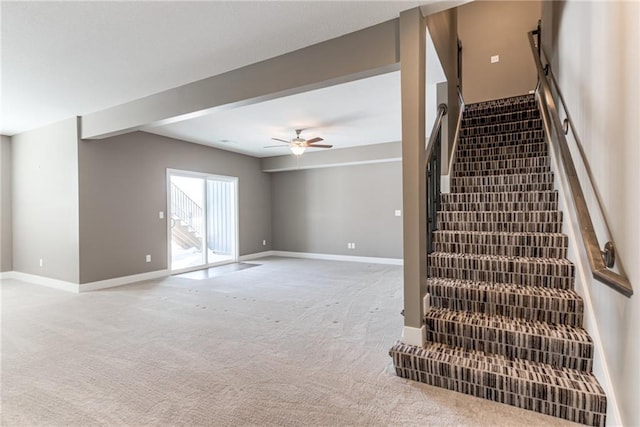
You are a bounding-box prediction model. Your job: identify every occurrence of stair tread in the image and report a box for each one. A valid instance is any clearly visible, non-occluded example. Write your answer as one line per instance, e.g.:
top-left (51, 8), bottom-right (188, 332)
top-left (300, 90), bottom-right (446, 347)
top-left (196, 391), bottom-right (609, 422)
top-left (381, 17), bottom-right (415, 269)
top-left (437, 210), bottom-right (563, 219)
top-left (458, 141), bottom-right (546, 149)
top-left (433, 230), bottom-right (566, 238)
top-left (390, 341), bottom-right (605, 425)
top-left (461, 109), bottom-right (541, 128)
top-left (454, 155), bottom-right (549, 164)
top-left (426, 307), bottom-right (591, 343)
top-left (390, 340), bottom-right (605, 396)
top-left (460, 119), bottom-right (542, 136)
top-left (443, 190), bottom-right (557, 195)
top-left (456, 152), bottom-right (549, 163)
top-left (427, 277), bottom-right (582, 301)
top-left (452, 172), bottom-right (554, 179)
top-left (429, 251), bottom-right (573, 265)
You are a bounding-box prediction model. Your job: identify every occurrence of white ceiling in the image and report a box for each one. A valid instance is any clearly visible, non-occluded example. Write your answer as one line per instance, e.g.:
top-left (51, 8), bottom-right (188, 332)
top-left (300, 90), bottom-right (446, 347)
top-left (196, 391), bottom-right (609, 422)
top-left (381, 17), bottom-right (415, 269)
top-left (1, 0), bottom-right (448, 158)
top-left (146, 71), bottom-right (403, 158)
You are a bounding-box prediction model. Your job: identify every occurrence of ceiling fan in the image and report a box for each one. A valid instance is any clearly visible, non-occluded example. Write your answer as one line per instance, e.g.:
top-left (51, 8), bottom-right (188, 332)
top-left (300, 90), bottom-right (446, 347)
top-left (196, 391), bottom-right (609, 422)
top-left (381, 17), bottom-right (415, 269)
top-left (265, 129), bottom-right (333, 155)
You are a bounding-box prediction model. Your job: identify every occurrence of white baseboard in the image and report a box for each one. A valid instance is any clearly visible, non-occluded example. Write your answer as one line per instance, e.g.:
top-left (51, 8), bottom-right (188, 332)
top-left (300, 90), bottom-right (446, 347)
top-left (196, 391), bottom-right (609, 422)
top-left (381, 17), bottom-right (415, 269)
top-left (270, 250), bottom-right (403, 266)
top-left (2, 252), bottom-right (401, 294)
top-left (239, 250), bottom-right (275, 261)
top-left (1, 271), bottom-right (79, 293)
top-left (1, 269), bottom-right (170, 293)
top-left (440, 174), bottom-right (451, 194)
top-left (79, 269), bottom-right (169, 292)
top-left (402, 325), bottom-right (426, 347)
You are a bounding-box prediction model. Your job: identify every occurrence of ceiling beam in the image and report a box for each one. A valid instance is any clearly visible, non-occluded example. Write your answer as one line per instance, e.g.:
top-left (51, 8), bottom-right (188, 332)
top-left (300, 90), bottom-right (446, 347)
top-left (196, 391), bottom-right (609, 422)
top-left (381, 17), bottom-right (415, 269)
top-left (81, 19), bottom-right (400, 140)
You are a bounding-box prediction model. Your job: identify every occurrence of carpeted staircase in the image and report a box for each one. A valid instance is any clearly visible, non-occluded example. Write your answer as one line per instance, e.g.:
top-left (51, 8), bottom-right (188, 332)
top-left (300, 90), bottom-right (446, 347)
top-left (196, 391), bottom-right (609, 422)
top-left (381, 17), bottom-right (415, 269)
top-left (390, 94), bottom-right (607, 426)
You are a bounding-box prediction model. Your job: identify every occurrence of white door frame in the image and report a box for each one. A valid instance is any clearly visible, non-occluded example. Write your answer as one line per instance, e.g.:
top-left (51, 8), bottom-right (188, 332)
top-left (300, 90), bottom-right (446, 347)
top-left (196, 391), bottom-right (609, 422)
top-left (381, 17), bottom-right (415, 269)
top-left (166, 168), bottom-right (239, 274)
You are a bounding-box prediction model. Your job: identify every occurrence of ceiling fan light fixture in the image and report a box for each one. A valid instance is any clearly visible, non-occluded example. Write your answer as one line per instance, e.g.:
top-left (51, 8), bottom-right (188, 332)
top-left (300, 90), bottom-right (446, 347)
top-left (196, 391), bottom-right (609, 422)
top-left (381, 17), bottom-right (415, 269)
top-left (290, 145), bottom-right (306, 156)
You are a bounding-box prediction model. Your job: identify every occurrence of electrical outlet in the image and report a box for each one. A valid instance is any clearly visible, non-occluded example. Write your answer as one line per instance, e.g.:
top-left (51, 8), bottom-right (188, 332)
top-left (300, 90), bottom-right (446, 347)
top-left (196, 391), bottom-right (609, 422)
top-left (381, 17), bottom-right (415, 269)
top-left (159, 211), bottom-right (164, 219)
top-left (352, 243), bottom-right (356, 249)
top-left (262, 240), bottom-right (266, 246)
top-left (145, 254), bottom-right (151, 263)
top-left (39, 258), bottom-right (43, 267)
top-left (491, 55), bottom-right (500, 63)
top-left (395, 210), bottom-right (402, 217)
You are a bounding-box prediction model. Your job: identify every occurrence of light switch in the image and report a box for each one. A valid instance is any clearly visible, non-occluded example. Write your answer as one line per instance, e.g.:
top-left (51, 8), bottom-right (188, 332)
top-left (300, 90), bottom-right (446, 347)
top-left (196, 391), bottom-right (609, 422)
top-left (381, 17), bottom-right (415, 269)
top-left (395, 210), bottom-right (402, 217)
top-left (491, 55), bottom-right (500, 64)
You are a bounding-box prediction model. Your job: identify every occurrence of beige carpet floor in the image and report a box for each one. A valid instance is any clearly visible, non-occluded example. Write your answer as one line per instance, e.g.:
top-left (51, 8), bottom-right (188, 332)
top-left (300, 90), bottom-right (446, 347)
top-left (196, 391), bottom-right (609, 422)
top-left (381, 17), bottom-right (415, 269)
top-left (1, 257), bottom-right (578, 426)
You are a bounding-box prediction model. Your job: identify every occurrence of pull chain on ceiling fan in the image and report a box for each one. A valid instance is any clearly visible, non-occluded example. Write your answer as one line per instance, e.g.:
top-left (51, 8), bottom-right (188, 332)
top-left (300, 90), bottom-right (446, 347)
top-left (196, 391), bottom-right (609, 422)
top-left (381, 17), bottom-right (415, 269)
top-left (265, 129), bottom-right (333, 156)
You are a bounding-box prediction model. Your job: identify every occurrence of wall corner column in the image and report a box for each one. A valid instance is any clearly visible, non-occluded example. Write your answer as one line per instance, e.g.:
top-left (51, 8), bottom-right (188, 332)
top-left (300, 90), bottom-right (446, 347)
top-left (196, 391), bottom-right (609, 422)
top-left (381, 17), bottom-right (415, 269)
top-left (400, 7), bottom-right (427, 346)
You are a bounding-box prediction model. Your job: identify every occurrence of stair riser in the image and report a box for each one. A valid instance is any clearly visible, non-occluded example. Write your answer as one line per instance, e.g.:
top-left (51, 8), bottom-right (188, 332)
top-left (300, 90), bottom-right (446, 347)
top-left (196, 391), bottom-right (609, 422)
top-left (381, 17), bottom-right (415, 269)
top-left (450, 173), bottom-right (555, 193)
top-left (439, 201), bottom-right (558, 212)
top-left (454, 166), bottom-right (551, 177)
top-left (453, 157), bottom-right (550, 173)
top-left (390, 344), bottom-right (605, 427)
top-left (433, 243), bottom-right (567, 258)
top-left (441, 192), bottom-right (558, 204)
top-left (464, 96), bottom-right (537, 118)
top-left (440, 191), bottom-right (559, 213)
top-left (451, 183), bottom-right (554, 193)
top-left (432, 231), bottom-right (568, 254)
top-left (428, 295), bottom-right (583, 327)
top-left (428, 257), bottom-right (574, 289)
top-left (457, 150), bottom-right (548, 164)
top-left (456, 142), bottom-right (548, 160)
top-left (461, 119), bottom-right (542, 138)
top-left (437, 222), bottom-right (563, 233)
top-left (427, 267), bottom-right (573, 289)
top-left (426, 279), bottom-right (584, 326)
top-left (425, 317), bottom-right (593, 371)
top-left (460, 131), bottom-right (544, 148)
top-left (436, 211), bottom-right (563, 233)
top-left (462, 109), bottom-right (540, 128)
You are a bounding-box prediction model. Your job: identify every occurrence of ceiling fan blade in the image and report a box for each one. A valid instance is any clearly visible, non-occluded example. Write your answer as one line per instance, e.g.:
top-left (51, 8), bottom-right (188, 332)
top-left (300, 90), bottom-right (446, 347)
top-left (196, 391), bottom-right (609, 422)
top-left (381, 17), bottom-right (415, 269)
top-left (307, 144), bottom-right (332, 148)
top-left (306, 137), bottom-right (324, 144)
top-left (264, 144), bottom-right (289, 148)
top-left (271, 137), bottom-right (290, 144)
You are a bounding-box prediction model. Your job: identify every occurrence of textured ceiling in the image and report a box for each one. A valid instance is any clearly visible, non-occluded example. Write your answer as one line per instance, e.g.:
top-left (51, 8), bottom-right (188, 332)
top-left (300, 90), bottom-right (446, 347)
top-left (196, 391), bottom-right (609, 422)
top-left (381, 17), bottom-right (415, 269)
top-left (1, 1), bottom-right (427, 136)
top-left (1, 1), bottom-right (458, 159)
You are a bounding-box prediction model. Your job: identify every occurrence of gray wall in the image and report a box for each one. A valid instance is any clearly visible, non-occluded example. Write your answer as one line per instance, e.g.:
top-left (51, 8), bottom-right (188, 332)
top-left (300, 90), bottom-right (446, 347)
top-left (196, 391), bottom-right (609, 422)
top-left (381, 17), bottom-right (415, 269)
top-left (11, 118), bottom-right (80, 283)
top-left (1, 135), bottom-right (13, 272)
top-left (78, 131), bottom-right (271, 284)
top-left (541, 1), bottom-right (640, 425)
top-left (271, 161), bottom-right (402, 258)
top-left (458, 1), bottom-right (541, 104)
top-left (426, 6), bottom-right (460, 163)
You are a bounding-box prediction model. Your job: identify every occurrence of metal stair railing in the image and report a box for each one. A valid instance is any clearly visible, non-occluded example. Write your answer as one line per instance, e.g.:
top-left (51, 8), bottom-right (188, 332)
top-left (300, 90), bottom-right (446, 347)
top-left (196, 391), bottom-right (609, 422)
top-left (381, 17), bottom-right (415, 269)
top-left (170, 182), bottom-right (204, 238)
top-left (426, 103), bottom-right (448, 254)
top-left (528, 26), bottom-right (633, 297)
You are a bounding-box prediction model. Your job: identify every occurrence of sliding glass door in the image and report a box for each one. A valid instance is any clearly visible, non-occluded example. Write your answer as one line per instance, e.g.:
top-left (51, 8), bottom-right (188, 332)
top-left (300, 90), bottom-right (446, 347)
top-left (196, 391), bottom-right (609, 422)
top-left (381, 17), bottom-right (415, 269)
top-left (168, 170), bottom-right (238, 273)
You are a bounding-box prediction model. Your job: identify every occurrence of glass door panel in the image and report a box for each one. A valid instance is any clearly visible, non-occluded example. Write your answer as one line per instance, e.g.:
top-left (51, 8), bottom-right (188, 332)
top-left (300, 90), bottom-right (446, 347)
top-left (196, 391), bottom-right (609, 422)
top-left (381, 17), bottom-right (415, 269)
top-left (170, 175), bottom-right (206, 271)
top-left (168, 171), bottom-right (238, 273)
top-left (206, 178), bottom-right (236, 265)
